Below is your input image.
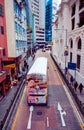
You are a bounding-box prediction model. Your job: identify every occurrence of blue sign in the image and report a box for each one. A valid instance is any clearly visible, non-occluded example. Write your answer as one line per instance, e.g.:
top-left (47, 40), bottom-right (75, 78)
top-left (68, 62), bottom-right (76, 70)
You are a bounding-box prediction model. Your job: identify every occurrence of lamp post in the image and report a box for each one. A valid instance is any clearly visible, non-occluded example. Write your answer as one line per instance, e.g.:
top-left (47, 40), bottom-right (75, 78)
top-left (54, 28), bottom-right (68, 75)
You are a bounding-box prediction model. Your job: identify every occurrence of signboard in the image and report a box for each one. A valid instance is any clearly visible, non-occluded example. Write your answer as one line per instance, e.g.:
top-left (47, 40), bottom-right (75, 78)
top-left (68, 62), bottom-right (76, 70)
top-left (3, 64), bottom-right (16, 68)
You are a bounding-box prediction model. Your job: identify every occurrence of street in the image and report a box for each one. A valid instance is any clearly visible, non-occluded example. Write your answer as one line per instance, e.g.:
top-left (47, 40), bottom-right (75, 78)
top-left (11, 51), bottom-right (83, 130)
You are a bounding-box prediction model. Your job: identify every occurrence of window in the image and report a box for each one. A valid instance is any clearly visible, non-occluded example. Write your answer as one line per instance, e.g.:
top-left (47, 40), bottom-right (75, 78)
top-left (79, 0), bottom-right (84, 9)
top-left (1, 26), bottom-right (4, 34)
top-left (72, 18), bottom-right (75, 30)
top-left (71, 3), bottom-right (76, 16)
top-left (70, 39), bottom-right (73, 48)
top-left (77, 38), bottom-right (82, 49)
top-left (70, 52), bottom-right (72, 62)
top-left (0, 4), bottom-right (4, 16)
top-left (79, 11), bottom-right (84, 27)
top-left (3, 48), bottom-right (6, 56)
top-left (77, 55), bottom-right (81, 69)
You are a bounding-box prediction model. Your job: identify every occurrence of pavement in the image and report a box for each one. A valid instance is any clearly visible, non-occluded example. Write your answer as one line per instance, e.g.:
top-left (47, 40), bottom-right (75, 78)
top-left (66, 72), bottom-right (84, 104)
top-left (0, 56), bottom-right (34, 129)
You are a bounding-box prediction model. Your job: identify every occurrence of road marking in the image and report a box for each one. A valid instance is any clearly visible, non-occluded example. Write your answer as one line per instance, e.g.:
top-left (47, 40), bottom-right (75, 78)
top-left (58, 102), bottom-right (66, 126)
top-left (11, 87), bottom-right (26, 130)
top-left (27, 106), bottom-right (34, 129)
top-left (47, 117), bottom-right (49, 127)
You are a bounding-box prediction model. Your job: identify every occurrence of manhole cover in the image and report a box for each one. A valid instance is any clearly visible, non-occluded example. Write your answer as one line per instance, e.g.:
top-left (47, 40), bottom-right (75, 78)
top-left (37, 111), bottom-right (42, 115)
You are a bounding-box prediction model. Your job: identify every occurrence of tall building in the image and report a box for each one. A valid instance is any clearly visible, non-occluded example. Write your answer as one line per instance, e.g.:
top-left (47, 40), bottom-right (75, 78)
top-left (0, 0), bottom-right (7, 97)
top-left (0, 0), bottom-right (28, 97)
top-left (28, 0), bottom-right (45, 46)
top-left (45, 0), bottom-right (52, 43)
top-left (52, 0), bottom-right (84, 84)
top-left (4, 0), bottom-right (27, 73)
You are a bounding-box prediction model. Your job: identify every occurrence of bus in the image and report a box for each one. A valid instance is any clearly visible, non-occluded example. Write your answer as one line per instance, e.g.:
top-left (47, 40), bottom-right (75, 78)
top-left (26, 57), bottom-right (48, 105)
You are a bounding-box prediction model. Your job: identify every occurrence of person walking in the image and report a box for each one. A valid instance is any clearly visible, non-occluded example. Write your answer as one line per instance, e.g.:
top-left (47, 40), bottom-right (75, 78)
top-left (70, 76), bottom-right (73, 86)
top-left (73, 80), bottom-right (78, 91)
top-left (78, 83), bottom-right (84, 94)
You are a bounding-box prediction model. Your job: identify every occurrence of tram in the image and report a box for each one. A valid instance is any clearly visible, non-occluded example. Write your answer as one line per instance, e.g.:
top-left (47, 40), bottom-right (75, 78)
top-left (26, 57), bottom-right (48, 105)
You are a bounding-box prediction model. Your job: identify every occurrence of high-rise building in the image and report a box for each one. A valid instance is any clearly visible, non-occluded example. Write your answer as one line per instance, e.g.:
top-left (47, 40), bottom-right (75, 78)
top-left (45, 0), bottom-right (52, 43)
top-left (0, 0), bottom-right (7, 97)
top-left (28, 0), bottom-right (45, 46)
top-left (0, 0), bottom-right (28, 97)
top-left (4, 0), bottom-right (27, 73)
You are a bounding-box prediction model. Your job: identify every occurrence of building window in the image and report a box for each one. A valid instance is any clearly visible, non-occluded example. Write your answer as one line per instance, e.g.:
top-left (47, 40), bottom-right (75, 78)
top-left (1, 26), bottom-right (4, 34)
top-left (0, 26), bottom-right (4, 34)
top-left (79, 11), bottom-right (84, 27)
top-left (3, 48), bottom-right (6, 56)
top-left (70, 39), bottom-right (73, 48)
top-left (77, 38), bottom-right (82, 49)
top-left (72, 18), bottom-right (75, 30)
top-left (0, 4), bottom-right (4, 16)
top-left (77, 55), bottom-right (81, 69)
top-left (70, 52), bottom-right (72, 62)
top-left (71, 3), bottom-right (76, 16)
top-left (79, 0), bottom-right (84, 10)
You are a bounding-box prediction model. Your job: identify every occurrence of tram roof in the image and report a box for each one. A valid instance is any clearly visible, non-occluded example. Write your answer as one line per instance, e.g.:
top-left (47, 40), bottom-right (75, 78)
top-left (28, 57), bottom-right (47, 76)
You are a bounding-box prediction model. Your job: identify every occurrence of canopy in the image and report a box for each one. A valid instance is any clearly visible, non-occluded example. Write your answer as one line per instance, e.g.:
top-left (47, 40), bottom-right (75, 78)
top-left (28, 57), bottom-right (47, 76)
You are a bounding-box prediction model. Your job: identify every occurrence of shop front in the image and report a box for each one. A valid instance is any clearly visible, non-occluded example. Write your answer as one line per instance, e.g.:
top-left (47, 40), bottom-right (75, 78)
top-left (0, 71), bottom-right (6, 99)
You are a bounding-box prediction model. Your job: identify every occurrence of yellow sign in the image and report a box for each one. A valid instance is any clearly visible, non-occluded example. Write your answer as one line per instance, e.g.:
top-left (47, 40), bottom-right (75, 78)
top-left (4, 64), bottom-right (16, 68)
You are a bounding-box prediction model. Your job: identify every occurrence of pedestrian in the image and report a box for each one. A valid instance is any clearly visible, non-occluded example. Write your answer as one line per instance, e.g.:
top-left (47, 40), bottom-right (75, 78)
top-left (78, 83), bottom-right (84, 94)
top-left (73, 80), bottom-right (78, 91)
top-left (70, 76), bottom-right (73, 86)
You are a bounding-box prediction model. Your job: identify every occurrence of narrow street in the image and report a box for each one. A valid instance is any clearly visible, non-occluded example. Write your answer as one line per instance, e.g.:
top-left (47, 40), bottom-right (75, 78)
top-left (10, 50), bottom-right (83, 130)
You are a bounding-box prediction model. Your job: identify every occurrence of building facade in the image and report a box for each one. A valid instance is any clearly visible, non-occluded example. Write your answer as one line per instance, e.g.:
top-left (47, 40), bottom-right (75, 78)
top-left (0, 0), bottom-right (7, 98)
top-left (28, 0), bottom-right (45, 46)
top-left (52, 0), bottom-right (84, 84)
top-left (0, 0), bottom-right (28, 98)
top-left (45, 0), bottom-right (52, 43)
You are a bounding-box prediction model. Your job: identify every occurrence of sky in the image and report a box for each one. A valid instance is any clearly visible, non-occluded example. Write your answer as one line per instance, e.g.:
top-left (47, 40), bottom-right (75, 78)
top-left (53, 0), bottom-right (61, 5)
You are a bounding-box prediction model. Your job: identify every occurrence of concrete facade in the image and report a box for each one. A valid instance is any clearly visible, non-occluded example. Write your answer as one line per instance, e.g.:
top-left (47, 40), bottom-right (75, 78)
top-left (52, 0), bottom-right (84, 84)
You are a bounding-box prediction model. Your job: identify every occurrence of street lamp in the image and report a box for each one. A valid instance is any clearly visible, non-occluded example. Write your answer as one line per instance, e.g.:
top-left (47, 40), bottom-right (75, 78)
top-left (54, 28), bottom-right (68, 75)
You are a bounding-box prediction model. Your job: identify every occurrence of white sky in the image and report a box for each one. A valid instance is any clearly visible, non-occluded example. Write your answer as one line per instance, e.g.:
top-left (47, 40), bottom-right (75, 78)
top-left (53, 0), bottom-right (61, 5)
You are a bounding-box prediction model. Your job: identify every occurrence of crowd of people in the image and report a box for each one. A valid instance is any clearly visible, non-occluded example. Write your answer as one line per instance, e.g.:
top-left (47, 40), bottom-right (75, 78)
top-left (70, 76), bottom-right (84, 94)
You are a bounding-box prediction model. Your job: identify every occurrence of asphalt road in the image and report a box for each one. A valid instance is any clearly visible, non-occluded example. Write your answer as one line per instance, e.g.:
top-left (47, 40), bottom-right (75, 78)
top-left (11, 51), bottom-right (83, 130)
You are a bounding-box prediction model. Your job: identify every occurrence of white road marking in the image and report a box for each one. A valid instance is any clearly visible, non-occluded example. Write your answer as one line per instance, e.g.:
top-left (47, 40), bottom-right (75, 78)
top-left (27, 106), bottom-right (34, 129)
top-left (47, 117), bottom-right (49, 127)
top-left (58, 102), bottom-right (66, 127)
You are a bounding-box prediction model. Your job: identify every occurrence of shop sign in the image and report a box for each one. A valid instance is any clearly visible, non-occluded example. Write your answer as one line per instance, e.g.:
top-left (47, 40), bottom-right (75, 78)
top-left (4, 64), bottom-right (16, 68)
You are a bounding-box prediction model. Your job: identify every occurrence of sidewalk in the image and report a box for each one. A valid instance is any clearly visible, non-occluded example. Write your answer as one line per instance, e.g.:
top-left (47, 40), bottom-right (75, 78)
top-left (0, 56), bottom-right (33, 129)
top-left (66, 72), bottom-right (84, 104)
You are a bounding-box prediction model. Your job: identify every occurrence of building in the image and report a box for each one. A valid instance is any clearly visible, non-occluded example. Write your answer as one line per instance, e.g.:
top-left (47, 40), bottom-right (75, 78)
top-left (0, 0), bottom-right (7, 98)
top-left (52, 0), bottom-right (84, 84)
top-left (0, 0), bottom-right (28, 98)
top-left (28, 0), bottom-right (45, 47)
top-left (45, 0), bottom-right (52, 43)
top-left (4, 0), bottom-right (27, 75)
